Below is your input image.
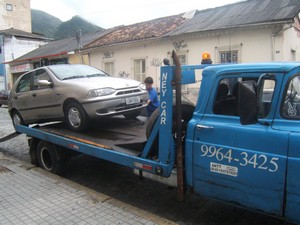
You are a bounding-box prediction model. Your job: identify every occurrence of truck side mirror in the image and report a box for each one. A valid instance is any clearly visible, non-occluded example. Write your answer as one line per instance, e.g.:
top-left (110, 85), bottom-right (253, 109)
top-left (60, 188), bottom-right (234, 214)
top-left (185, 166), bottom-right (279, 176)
top-left (238, 81), bottom-right (258, 125)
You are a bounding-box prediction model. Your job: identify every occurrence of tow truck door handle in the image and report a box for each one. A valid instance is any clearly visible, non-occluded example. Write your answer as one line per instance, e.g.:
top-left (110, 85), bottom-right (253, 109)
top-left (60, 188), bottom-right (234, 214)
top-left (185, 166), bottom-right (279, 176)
top-left (196, 124), bottom-right (214, 129)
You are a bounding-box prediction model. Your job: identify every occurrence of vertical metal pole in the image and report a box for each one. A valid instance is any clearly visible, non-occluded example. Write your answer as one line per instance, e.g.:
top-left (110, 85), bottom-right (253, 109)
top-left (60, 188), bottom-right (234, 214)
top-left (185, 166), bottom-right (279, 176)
top-left (172, 50), bottom-right (185, 201)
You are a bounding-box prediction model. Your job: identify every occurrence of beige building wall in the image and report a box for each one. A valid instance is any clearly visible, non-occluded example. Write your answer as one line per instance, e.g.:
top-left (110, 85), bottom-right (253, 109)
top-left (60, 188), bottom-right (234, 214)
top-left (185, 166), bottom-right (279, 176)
top-left (0, 0), bottom-right (31, 32)
top-left (89, 40), bottom-right (173, 87)
top-left (68, 54), bottom-right (89, 65)
top-left (87, 24), bottom-right (300, 100)
top-left (282, 26), bottom-right (300, 61)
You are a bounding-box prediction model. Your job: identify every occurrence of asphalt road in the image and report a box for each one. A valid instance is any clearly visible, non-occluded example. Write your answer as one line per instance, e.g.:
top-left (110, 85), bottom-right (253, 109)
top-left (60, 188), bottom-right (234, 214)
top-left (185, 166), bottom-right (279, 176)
top-left (0, 106), bottom-right (293, 225)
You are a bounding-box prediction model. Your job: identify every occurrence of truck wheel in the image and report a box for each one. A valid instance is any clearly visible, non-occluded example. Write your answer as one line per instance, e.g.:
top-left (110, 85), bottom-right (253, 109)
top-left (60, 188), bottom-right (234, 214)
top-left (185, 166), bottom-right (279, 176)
top-left (65, 101), bottom-right (89, 132)
top-left (146, 104), bottom-right (195, 150)
top-left (36, 141), bottom-right (63, 174)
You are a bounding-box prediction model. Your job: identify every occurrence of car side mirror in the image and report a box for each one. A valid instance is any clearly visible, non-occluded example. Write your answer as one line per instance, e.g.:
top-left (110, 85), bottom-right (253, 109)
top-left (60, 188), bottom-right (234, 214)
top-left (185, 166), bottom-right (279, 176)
top-left (238, 81), bottom-right (258, 125)
top-left (38, 80), bottom-right (53, 88)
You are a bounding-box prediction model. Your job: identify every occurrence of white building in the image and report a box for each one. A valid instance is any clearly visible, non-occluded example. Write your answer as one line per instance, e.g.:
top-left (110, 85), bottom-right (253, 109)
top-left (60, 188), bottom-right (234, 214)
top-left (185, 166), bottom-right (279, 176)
top-left (0, 28), bottom-right (49, 89)
top-left (82, 0), bottom-right (300, 99)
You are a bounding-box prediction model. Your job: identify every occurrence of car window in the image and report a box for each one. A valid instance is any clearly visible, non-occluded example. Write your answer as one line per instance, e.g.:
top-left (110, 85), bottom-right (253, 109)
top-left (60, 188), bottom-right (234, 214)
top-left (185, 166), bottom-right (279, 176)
top-left (16, 72), bottom-right (32, 93)
top-left (33, 69), bottom-right (52, 90)
top-left (282, 75), bottom-right (300, 119)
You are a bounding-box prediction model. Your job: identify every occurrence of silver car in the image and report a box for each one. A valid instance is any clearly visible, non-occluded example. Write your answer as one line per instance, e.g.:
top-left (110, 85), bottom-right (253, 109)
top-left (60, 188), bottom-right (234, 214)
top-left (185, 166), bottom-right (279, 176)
top-left (8, 64), bottom-right (148, 131)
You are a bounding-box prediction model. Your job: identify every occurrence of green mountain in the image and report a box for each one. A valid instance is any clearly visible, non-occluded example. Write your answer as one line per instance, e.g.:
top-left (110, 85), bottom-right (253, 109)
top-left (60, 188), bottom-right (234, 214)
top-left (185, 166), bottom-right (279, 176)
top-left (54, 16), bottom-right (104, 40)
top-left (31, 10), bottom-right (105, 40)
top-left (31, 9), bottom-right (62, 38)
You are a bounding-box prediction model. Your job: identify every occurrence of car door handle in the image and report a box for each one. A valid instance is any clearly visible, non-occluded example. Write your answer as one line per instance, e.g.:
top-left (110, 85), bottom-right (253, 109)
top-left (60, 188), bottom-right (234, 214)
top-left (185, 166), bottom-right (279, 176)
top-left (32, 93), bottom-right (37, 97)
top-left (196, 124), bottom-right (214, 129)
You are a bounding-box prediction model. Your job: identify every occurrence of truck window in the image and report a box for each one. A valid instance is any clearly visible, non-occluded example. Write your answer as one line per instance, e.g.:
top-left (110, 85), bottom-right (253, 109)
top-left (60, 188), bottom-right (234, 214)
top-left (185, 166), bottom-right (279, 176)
top-left (213, 77), bottom-right (275, 117)
top-left (282, 75), bottom-right (300, 119)
top-left (258, 79), bottom-right (275, 118)
top-left (213, 78), bottom-right (240, 116)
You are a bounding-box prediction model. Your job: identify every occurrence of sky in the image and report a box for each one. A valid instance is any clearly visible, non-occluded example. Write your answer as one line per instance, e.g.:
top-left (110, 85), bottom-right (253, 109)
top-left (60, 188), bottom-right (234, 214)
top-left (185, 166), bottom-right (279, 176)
top-left (30, 0), bottom-right (242, 29)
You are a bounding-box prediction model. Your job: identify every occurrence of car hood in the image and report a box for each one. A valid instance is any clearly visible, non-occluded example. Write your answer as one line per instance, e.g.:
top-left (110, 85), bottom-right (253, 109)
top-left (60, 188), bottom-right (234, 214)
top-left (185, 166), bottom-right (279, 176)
top-left (62, 76), bottom-right (141, 89)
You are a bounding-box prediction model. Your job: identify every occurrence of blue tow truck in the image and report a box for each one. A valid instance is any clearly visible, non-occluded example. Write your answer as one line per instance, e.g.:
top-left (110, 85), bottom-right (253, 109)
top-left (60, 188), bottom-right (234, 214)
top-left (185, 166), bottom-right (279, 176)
top-left (14, 52), bottom-right (300, 224)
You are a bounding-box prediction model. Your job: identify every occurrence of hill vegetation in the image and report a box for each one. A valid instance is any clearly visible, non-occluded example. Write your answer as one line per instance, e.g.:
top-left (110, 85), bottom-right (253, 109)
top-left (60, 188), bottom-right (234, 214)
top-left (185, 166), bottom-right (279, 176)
top-left (31, 9), bottom-right (105, 40)
top-left (31, 9), bottom-right (62, 38)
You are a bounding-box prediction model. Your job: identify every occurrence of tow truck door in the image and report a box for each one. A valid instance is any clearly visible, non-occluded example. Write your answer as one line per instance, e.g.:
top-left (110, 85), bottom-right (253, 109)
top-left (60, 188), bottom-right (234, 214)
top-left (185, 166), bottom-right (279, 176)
top-left (192, 73), bottom-right (288, 216)
top-left (274, 73), bottom-right (300, 223)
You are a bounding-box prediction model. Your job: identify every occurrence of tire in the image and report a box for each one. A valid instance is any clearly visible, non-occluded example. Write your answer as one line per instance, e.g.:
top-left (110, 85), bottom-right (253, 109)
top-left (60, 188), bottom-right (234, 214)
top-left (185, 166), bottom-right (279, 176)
top-left (36, 141), bottom-right (63, 174)
top-left (65, 101), bottom-right (89, 132)
top-left (123, 110), bottom-right (141, 119)
top-left (145, 104), bottom-right (195, 154)
top-left (11, 110), bottom-right (26, 131)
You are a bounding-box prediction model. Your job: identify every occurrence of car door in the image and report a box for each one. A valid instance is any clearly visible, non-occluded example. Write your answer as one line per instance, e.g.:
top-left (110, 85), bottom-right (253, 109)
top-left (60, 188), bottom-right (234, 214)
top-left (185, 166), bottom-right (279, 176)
top-left (275, 73), bottom-right (300, 223)
top-left (192, 73), bottom-right (288, 216)
top-left (12, 71), bottom-right (34, 121)
top-left (29, 68), bottom-right (59, 120)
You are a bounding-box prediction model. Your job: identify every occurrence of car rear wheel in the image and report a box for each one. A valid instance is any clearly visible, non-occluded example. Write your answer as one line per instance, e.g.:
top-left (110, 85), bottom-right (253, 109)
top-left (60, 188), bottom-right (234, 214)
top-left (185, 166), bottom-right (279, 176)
top-left (65, 101), bottom-right (89, 132)
top-left (11, 110), bottom-right (26, 130)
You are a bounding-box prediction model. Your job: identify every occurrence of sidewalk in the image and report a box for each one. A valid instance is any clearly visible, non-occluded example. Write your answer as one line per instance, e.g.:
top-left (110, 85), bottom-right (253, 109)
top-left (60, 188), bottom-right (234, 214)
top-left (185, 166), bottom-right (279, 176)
top-left (0, 153), bottom-right (176, 225)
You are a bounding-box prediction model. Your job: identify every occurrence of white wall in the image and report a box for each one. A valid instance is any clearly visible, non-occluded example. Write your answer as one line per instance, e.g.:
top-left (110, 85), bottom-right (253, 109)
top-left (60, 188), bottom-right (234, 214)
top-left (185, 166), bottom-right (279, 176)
top-left (282, 25), bottom-right (300, 61)
top-left (4, 37), bottom-right (46, 61)
top-left (4, 36), bottom-right (47, 88)
top-left (0, 0), bottom-right (31, 32)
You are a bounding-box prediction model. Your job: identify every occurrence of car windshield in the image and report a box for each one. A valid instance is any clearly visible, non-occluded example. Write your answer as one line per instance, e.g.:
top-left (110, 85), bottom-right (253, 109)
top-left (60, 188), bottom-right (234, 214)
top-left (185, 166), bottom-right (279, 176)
top-left (49, 65), bottom-right (109, 80)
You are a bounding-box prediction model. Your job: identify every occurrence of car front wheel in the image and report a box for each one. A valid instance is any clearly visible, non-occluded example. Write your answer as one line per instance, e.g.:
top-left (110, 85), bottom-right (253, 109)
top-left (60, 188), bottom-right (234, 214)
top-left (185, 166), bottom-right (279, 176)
top-left (65, 101), bottom-right (89, 132)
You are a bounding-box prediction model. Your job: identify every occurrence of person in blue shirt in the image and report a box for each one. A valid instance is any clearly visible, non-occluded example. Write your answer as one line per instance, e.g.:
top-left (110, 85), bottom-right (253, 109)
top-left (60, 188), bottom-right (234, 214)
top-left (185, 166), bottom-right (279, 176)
top-left (144, 76), bottom-right (159, 117)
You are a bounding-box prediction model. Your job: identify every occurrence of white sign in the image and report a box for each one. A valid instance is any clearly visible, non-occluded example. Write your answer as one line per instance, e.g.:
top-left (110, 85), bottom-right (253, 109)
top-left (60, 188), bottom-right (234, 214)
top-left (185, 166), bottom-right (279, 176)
top-left (10, 63), bottom-right (33, 73)
top-left (210, 162), bottom-right (238, 177)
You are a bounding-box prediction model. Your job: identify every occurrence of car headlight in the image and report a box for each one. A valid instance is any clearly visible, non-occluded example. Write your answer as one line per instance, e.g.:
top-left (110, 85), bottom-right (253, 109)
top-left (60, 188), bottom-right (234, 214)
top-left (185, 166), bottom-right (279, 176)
top-left (139, 83), bottom-right (146, 90)
top-left (88, 88), bottom-right (116, 97)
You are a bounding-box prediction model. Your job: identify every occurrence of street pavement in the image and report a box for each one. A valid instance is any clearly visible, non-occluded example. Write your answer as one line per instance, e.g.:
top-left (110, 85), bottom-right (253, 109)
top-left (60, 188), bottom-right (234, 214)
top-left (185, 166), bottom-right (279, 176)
top-left (0, 106), bottom-right (295, 225)
top-left (0, 107), bottom-right (174, 225)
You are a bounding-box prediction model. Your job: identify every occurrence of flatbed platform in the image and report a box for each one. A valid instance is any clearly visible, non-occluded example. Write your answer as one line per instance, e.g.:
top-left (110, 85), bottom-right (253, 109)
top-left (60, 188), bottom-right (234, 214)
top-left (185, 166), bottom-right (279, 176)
top-left (33, 116), bottom-right (149, 156)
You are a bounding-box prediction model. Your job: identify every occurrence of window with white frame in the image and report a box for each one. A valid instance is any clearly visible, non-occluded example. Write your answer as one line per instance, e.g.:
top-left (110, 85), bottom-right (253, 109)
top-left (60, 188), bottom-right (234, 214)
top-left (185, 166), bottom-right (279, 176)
top-left (133, 59), bottom-right (146, 82)
top-left (104, 62), bottom-right (114, 75)
top-left (220, 50), bottom-right (238, 63)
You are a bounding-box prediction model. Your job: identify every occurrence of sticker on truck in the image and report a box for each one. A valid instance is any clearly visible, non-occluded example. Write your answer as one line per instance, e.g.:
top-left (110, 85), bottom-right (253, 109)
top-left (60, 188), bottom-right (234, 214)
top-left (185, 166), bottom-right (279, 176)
top-left (210, 162), bottom-right (238, 177)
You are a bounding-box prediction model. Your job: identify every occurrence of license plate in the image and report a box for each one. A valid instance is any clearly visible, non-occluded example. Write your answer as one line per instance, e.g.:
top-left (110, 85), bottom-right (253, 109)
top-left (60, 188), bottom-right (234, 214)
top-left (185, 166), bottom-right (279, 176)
top-left (126, 96), bottom-right (140, 105)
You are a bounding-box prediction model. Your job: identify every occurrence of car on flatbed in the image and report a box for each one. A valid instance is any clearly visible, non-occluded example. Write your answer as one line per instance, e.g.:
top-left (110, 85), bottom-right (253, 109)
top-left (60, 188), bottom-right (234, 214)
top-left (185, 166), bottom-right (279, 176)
top-left (8, 64), bottom-right (148, 131)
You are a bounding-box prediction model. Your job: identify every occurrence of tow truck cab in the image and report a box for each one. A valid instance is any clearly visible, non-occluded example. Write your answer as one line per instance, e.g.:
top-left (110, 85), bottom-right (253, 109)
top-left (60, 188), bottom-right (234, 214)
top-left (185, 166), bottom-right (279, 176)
top-left (186, 63), bottom-right (300, 223)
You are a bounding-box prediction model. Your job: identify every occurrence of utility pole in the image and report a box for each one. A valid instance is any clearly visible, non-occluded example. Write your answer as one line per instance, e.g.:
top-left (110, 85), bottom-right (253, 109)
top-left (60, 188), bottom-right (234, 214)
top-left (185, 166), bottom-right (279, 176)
top-left (76, 29), bottom-right (83, 64)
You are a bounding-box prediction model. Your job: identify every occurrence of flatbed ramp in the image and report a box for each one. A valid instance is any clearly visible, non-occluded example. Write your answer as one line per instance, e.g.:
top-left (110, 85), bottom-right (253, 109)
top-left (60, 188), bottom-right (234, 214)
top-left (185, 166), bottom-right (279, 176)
top-left (34, 116), bottom-right (149, 156)
top-left (0, 132), bottom-right (21, 142)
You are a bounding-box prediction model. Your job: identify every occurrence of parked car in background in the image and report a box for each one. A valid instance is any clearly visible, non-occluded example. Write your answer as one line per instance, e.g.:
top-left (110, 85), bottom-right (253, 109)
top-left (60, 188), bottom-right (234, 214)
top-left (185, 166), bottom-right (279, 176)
top-left (8, 64), bottom-right (148, 131)
top-left (0, 89), bottom-right (9, 107)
